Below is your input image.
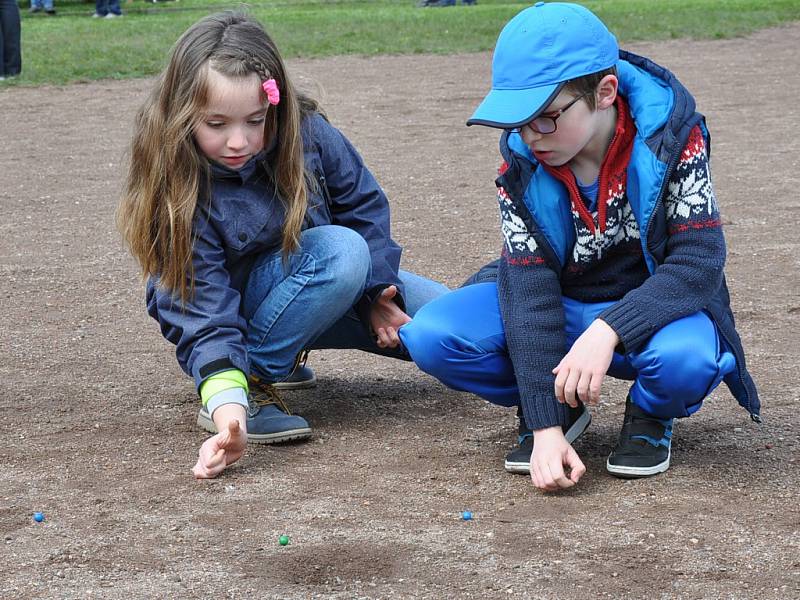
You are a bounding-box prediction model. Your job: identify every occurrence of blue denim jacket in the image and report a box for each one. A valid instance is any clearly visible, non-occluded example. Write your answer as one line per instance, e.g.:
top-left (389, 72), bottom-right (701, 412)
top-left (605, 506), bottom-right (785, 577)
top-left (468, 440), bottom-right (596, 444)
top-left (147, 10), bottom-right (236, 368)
top-left (146, 112), bottom-right (403, 390)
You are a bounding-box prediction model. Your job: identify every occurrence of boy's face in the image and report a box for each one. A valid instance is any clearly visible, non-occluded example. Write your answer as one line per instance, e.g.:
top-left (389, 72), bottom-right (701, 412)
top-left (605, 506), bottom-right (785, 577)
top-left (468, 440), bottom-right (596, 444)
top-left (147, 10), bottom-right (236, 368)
top-left (518, 90), bottom-right (596, 167)
top-left (517, 80), bottom-right (615, 170)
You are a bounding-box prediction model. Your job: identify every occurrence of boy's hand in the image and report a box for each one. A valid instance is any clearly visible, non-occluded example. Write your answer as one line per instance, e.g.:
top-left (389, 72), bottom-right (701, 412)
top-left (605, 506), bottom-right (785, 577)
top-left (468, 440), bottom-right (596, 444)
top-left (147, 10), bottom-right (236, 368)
top-left (553, 318), bottom-right (619, 407)
top-left (192, 407), bottom-right (247, 479)
top-left (530, 426), bottom-right (586, 491)
top-left (370, 285), bottom-right (412, 349)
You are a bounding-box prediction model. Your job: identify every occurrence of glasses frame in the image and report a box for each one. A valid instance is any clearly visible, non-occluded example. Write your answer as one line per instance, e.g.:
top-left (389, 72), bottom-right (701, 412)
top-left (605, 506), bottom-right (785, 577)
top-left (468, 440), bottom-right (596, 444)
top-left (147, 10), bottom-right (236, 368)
top-left (508, 91), bottom-right (590, 136)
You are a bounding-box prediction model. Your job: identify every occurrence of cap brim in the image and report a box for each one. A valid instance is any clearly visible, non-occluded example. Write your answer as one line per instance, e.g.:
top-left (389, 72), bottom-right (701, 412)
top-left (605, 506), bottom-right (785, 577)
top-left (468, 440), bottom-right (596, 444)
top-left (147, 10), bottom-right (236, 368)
top-left (467, 82), bottom-right (564, 128)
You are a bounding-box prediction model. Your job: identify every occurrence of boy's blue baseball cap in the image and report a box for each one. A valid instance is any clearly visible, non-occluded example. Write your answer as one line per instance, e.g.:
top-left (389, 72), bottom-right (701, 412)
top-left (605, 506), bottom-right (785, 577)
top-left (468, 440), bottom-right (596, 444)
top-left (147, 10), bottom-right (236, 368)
top-left (468, 2), bottom-right (619, 129)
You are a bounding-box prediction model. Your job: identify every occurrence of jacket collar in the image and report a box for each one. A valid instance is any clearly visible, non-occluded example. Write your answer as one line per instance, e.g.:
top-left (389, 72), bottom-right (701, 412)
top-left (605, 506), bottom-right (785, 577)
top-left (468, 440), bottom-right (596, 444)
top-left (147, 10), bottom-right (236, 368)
top-left (540, 95), bottom-right (636, 235)
top-left (208, 135), bottom-right (278, 183)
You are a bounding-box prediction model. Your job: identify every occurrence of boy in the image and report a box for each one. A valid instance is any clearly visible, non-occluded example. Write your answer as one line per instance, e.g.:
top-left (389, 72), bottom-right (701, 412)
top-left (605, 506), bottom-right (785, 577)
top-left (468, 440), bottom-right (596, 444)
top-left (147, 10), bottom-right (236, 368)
top-left (400, 2), bottom-right (760, 490)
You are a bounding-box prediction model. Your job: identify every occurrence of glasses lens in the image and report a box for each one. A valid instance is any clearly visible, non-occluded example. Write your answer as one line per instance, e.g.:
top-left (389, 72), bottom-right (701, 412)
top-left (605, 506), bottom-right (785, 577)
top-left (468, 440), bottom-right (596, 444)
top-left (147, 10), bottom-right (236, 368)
top-left (532, 118), bottom-right (556, 134)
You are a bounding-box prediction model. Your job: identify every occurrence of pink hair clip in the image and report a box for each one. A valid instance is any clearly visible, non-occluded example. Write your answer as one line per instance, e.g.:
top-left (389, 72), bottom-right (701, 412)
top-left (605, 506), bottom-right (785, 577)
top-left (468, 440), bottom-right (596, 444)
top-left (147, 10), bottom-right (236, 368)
top-left (262, 78), bottom-right (280, 106)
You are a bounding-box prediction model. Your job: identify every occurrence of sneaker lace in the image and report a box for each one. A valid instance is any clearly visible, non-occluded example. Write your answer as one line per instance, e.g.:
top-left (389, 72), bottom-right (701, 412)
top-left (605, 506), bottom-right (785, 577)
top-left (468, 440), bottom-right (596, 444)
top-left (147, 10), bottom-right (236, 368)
top-left (248, 376), bottom-right (293, 416)
top-left (291, 350), bottom-right (310, 373)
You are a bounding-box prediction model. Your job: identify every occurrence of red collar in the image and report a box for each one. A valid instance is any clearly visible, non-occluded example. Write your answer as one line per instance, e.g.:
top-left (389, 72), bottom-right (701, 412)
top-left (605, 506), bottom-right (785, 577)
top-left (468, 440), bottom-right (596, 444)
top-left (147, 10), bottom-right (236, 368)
top-left (541, 95), bottom-right (636, 234)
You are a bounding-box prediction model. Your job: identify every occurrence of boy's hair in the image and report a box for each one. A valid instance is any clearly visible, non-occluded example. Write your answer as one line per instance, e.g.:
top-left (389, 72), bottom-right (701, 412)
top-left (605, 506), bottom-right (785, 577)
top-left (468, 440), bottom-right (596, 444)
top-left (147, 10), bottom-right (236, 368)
top-left (118, 11), bottom-right (319, 303)
top-left (563, 66), bottom-right (619, 111)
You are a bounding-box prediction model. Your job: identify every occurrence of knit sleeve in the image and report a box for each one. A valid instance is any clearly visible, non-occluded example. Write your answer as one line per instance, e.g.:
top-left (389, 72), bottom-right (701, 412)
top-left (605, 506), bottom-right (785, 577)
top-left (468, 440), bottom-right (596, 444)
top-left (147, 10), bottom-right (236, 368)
top-left (600, 126), bottom-right (726, 351)
top-left (496, 186), bottom-right (573, 431)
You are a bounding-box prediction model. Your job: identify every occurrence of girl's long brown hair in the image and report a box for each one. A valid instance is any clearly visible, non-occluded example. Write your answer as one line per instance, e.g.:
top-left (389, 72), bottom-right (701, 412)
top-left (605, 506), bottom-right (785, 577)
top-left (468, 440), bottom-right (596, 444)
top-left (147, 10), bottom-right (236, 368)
top-left (118, 11), bottom-right (319, 303)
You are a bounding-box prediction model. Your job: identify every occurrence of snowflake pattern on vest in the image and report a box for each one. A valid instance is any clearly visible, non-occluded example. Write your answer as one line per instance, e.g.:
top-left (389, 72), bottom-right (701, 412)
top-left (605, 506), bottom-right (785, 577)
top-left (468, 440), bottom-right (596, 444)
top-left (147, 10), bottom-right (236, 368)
top-left (666, 127), bottom-right (719, 221)
top-left (498, 185), bottom-right (538, 255)
top-left (570, 179), bottom-right (640, 266)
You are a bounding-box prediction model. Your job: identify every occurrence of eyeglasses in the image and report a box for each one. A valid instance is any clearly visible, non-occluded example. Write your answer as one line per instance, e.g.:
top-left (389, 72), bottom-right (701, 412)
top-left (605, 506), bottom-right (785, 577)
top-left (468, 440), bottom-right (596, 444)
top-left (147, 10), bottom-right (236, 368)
top-left (507, 92), bottom-right (590, 135)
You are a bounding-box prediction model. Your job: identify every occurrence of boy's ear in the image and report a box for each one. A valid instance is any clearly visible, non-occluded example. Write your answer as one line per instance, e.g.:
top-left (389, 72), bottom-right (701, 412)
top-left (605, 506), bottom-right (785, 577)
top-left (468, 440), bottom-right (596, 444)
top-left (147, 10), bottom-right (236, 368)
top-left (595, 74), bottom-right (618, 110)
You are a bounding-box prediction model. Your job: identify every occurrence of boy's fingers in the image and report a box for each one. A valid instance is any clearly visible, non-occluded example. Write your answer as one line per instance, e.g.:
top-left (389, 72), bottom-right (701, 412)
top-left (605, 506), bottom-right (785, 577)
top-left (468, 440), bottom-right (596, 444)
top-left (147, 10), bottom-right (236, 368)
top-left (553, 369), bottom-right (567, 403)
top-left (563, 370), bottom-right (581, 408)
top-left (531, 463), bottom-right (543, 489)
top-left (577, 372), bottom-right (591, 404)
top-left (589, 375), bottom-right (603, 404)
top-left (567, 448), bottom-right (586, 483)
top-left (546, 459), bottom-right (574, 489)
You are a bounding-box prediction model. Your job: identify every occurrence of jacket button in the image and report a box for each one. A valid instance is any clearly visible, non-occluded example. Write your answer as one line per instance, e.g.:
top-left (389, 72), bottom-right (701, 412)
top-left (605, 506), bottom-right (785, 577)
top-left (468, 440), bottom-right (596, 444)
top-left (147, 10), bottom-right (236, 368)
top-left (238, 233), bottom-right (247, 242)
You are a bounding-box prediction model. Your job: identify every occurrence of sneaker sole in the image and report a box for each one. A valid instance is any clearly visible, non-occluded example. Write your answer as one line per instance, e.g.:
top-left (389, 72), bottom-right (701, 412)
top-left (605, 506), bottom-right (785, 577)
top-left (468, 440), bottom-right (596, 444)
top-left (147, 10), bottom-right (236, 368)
top-left (605, 449), bottom-right (671, 478)
top-left (503, 407), bottom-right (592, 474)
top-left (196, 412), bottom-right (312, 444)
top-left (272, 374), bottom-right (318, 390)
top-left (504, 460), bottom-right (531, 474)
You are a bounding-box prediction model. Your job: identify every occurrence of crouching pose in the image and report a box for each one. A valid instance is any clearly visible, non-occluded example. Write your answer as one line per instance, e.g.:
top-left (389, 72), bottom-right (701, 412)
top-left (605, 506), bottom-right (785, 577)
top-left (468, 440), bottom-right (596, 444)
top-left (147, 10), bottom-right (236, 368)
top-left (400, 3), bottom-right (760, 490)
top-left (118, 12), bottom-right (447, 478)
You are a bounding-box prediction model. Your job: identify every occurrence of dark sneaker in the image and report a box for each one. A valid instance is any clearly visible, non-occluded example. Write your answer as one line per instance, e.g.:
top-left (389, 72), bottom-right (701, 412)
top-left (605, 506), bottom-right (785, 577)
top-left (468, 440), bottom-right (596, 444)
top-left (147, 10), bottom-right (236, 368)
top-left (606, 396), bottom-right (673, 478)
top-left (504, 403), bottom-right (592, 474)
top-left (272, 350), bottom-right (317, 390)
top-left (196, 381), bottom-right (311, 444)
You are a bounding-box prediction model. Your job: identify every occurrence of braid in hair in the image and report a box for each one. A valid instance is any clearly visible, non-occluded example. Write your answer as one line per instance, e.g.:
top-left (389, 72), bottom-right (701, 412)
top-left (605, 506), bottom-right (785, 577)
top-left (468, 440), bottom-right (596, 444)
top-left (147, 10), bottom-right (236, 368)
top-left (247, 55), bottom-right (273, 85)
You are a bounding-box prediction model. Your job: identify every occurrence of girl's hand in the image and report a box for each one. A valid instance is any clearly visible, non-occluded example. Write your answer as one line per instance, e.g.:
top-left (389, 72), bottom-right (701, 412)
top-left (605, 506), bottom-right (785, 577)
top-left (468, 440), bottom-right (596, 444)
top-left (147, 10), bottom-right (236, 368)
top-left (370, 285), bottom-right (412, 349)
top-left (553, 318), bottom-right (619, 407)
top-left (192, 408), bottom-right (247, 479)
top-left (530, 426), bottom-right (586, 491)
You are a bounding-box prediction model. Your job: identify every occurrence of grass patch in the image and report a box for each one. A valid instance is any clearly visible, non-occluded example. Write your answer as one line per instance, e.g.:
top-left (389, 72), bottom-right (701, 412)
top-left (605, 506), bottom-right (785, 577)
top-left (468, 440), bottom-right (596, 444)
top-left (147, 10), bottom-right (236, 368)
top-left (7, 0), bottom-right (800, 86)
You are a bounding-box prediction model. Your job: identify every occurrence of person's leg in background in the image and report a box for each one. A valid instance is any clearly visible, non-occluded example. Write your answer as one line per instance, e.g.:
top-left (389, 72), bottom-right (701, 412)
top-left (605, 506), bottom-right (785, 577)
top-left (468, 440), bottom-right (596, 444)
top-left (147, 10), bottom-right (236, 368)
top-left (0, 0), bottom-right (22, 78)
top-left (106, 0), bottom-right (122, 16)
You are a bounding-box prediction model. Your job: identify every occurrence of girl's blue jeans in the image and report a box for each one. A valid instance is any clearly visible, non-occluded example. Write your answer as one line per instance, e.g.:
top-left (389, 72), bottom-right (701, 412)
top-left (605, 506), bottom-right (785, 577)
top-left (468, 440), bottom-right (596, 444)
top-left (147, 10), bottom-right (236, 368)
top-left (399, 282), bottom-right (737, 420)
top-left (242, 225), bottom-right (449, 382)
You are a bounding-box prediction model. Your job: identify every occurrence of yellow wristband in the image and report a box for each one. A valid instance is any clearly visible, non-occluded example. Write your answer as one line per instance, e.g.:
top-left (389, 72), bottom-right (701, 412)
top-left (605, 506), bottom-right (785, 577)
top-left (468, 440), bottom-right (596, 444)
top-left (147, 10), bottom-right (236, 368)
top-left (199, 369), bottom-right (249, 406)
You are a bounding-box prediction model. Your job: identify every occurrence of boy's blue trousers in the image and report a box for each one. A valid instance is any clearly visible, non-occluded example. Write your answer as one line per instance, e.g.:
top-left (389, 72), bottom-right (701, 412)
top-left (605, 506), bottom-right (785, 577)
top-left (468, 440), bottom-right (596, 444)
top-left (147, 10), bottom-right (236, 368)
top-left (399, 282), bottom-right (737, 420)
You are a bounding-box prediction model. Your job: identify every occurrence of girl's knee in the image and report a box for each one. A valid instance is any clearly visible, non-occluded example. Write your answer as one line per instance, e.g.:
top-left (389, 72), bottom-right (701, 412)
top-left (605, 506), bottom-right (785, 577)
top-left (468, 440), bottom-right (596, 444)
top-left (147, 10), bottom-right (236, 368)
top-left (303, 225), bottom-right (370, 296)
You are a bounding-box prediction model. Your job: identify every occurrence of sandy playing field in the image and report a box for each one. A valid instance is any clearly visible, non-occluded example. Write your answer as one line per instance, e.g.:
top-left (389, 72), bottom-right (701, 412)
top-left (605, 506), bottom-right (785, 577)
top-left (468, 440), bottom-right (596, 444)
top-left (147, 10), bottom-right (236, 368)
top-left (1, 23), bottom-right (798, 599)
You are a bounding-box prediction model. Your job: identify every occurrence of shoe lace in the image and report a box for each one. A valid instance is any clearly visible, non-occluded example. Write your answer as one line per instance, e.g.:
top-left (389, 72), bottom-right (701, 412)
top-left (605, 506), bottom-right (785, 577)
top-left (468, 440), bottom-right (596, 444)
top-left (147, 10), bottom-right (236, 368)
top-left (248, 375), bottom-right (293, 416)
top-left (291, 350), bottom-right (310, 373)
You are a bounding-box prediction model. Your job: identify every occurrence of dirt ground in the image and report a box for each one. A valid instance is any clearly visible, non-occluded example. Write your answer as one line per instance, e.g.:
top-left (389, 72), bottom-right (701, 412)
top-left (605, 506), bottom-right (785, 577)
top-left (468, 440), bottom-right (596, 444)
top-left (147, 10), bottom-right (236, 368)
top-left (1, 22), bottom-right (799, 600)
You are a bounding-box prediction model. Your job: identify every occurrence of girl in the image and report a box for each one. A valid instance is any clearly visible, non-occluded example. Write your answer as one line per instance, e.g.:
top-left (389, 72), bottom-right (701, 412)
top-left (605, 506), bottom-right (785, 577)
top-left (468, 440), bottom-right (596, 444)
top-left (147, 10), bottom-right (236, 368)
top-left (118, 11), bottom-right (447, 479)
